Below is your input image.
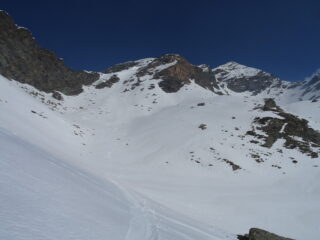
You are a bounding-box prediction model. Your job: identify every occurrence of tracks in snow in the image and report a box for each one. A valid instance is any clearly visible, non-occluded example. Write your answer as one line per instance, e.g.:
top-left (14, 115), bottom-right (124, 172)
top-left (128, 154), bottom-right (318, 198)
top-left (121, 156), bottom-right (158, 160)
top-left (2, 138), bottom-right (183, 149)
top-left (112, 180), bottom-right (236, 240)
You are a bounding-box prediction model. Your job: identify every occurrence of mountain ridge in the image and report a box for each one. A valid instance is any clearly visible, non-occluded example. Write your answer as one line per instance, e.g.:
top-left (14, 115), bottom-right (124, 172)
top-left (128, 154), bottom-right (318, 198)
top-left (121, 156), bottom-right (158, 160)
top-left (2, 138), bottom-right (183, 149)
top-left (1, 9), bottom-right (320, 240)
top-left (0, 10), bottom-right (99, 95)
top-left (1, 10), bottom-right (319, 101)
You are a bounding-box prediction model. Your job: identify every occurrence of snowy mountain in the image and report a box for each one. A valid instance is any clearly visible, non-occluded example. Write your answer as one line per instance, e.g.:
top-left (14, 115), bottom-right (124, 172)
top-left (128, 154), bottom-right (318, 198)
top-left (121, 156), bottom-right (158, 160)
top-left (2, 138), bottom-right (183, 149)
top-left (1, 10), bottom-right (320, 240)
top-left (212, 61), bottom-right (285, 95)
top-left (291, 71), bottom-right (320, 101)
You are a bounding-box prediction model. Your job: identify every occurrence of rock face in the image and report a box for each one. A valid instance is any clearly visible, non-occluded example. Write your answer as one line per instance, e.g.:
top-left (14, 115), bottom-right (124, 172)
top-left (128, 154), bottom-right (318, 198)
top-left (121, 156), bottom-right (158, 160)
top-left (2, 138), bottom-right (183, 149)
top-left (0, 11), bottom-right (99, 95)
top-left (155, 54), bottom-right (220, 93)
top-left (104, 61), bottom-right (138, 74)
top-left (135, 54), bottom-right (220, 93)
top-left (300, 72), bottom-right (320, 101)
top-left (213, 62), bottom-right (283, 94)
top-left (238, 228), bottom-right (294, 240)
top-left (246, 98), bottom-right (320, 158)
top-left (95, 75), bottom-right (120, 89)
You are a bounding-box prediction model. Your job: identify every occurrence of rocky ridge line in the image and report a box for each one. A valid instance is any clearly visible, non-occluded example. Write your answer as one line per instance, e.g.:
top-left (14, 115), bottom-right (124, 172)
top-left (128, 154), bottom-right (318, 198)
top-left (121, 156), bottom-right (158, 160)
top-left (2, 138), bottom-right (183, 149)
top-left (0, 10), bottom-right (99, 96)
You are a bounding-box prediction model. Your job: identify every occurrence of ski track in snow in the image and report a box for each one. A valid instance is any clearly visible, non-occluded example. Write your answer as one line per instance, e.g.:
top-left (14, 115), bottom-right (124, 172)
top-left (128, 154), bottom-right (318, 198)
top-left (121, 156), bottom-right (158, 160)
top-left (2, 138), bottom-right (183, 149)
top-left (113, 181), bottom-right (234, 240)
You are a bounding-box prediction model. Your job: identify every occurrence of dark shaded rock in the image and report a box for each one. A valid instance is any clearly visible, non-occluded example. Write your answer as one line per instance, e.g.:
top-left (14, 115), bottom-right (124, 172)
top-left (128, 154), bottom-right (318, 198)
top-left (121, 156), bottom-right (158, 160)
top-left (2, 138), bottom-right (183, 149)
top-left (213, 62), bottom-right (284, 95)
top-left (250, 153), bottom-right (264, 163)
top-left (135, 54), bottom-right (220, 93)
top-left (148, 84), bottom-right (155, 90)
top-left (104, 61), bottom-right (138, 73)
top-left (0, 11), bottom-right (99, 95)
top-left (223, 159), bottom-right (241, 171)
top-left (227, 72), bottom-right (279, 94)
top-left (237, 234), bottom-right (249, 240)
top-left (156, 55), bottom-right (219, 93)
top-left (197, 102), bottom-right (205, 106)
top-left (246, 228), bottom-right (294, 240)
top-left (198, 124), bottom-right (207, 130)
top-left (299, 73), bottom-right (320, 100)
top-left (247, 99), bottom-right (320, 158)
top-left (262, 98), bottom-right (282, 111)
top-left (303, 73), bottom-right (320, 89)
top-left (52, 91), bottom-right (63, 100)
top-left (158, 76), bottom-right (184, 93)
top-left (95, 75), bottom-right (120, 89)
top-left (255, 117), bottom-right (283, 148)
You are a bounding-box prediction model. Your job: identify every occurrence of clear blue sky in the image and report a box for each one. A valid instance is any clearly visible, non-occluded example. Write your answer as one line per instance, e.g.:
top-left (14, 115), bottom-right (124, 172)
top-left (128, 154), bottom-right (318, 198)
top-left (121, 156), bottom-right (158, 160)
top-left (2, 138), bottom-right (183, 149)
top-left (2, 0), bottom-right (320, 81)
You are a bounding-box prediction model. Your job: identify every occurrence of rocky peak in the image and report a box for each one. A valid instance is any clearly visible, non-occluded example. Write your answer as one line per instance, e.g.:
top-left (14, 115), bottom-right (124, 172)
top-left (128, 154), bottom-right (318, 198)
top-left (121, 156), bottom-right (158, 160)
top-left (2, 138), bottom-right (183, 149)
top-left (198, 64), bottom-right (211, 72)
top-left (0, 10), bottom-right (15, 29)
top-left (299, 72), bottom-right (320, 101)
top-left (0, 10), bottom-right (99, 96)
top-left (102, 54), bottom-right (221, 94)
top-left (212, 62), bottom-right (283, 95)
top-left (104, 61), bottom-right (139, 74)
top-left (218, 61), bottom-right (250, 70)
top-left (308, 72), bottom-right (320, 86)
top-left (134, 54), bottom-right (220, 93)
top-left (158, 53), bottom-right (186, 63)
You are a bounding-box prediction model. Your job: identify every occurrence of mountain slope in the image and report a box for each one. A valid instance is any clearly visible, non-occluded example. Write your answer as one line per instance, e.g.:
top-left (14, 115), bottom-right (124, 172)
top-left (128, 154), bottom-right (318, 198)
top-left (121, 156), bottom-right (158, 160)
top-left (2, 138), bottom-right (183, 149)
top-left (212, 61), bottom-right (285, 95)
top-left (2, 66), bottom-right (318, 239)
top-left (1, 10), bottom-right (320, 240)
top-left (0, 75), bottom-right (236, 240)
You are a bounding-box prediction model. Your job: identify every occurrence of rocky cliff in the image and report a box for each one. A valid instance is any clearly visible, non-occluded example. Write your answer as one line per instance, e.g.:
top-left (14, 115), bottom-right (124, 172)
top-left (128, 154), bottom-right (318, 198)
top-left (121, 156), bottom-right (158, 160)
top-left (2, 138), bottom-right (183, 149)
top-left (0, 11), bottom-right (99, 95)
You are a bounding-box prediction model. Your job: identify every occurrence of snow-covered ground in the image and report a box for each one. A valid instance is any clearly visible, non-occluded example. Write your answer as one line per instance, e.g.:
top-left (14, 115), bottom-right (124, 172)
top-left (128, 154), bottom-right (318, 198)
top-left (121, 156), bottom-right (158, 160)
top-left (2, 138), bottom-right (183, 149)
top-left (0, 76), bottom-right (236, 240)
top-left (1, 59), bottom-right (320, 240)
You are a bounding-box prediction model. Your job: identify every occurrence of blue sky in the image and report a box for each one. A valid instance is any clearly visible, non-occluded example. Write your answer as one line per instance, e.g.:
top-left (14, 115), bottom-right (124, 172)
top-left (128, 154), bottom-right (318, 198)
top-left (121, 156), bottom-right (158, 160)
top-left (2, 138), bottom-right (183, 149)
top-left (2, 0), bottom-right (320, 81)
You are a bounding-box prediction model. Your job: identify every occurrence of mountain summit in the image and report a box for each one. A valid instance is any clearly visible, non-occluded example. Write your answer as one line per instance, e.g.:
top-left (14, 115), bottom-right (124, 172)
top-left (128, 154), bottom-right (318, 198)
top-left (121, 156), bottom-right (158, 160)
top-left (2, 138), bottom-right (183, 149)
top-left (212, 61), bottom-right (284, 94)
top-left (1, 10), bottom-right (320, 101)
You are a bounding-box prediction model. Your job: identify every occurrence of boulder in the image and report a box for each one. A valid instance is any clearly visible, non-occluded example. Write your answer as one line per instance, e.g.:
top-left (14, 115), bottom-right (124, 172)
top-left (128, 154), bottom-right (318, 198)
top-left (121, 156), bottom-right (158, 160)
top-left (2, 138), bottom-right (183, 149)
top-left (238, 228), bottom-right (294, 240)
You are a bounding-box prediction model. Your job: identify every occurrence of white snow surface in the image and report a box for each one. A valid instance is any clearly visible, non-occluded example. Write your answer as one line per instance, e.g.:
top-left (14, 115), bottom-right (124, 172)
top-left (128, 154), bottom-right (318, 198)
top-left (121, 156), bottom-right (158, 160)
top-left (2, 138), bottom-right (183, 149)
top-left (1, 59), bottom-right (320, 240)
top-left (213, 61), bottom-right (262, 80)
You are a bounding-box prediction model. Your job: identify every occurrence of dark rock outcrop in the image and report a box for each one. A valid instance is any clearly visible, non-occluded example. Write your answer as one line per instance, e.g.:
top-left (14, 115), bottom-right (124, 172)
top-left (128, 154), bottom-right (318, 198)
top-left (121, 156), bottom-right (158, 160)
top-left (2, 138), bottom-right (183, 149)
top-left (213, 62), bottom-right (283, 95)
top-left (247, 98), bottom-right (320, 158)
top-left (227, 72), bottom-right (280, 94)
top-left (95, 75), bottom-right (120, 89)
top-left (238, 228), bottom-right (294, 240)
top-left (155, 55), bottom-right (220, 93)
top-left (0, 11), bottom-right (99, 95)
top-left (104, 61), bottom-right (138, 74)
top-left (135, 54), bottom-right (220, 93)
top-left (223, 159), bottom-right (241, 171)
top-left (51, 91), bottom-right (63, 100)
top-left (302, 73), bottom-right (320, 90)
top-left (198, 123), bottom-right (207, 130)
top-left (300, 73), bottom-right (320, 100)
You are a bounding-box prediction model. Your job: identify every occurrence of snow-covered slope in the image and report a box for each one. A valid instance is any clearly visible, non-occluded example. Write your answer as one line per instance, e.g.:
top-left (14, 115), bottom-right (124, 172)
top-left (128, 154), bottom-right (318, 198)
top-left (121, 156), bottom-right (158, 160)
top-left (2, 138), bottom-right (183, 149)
top-left (1, 11), bottom-right (320, 240)
top-left (0, 129), bottom-right (131, 240)
top-left (212, 61), bottom-right (286, 95)
top-left (0, 75), bottom-right (237, 240)
top-left (1, 51), bottom-right (319, 239)
top-left (1, 9), bottom-right (320, 240)
top-left (284, 71), bottom-right (320, 102)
